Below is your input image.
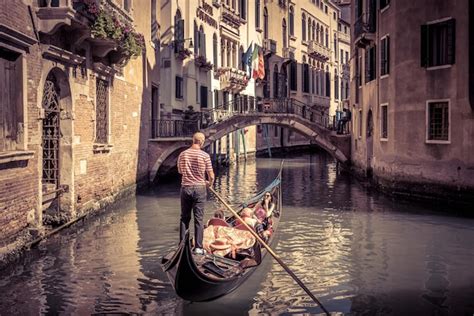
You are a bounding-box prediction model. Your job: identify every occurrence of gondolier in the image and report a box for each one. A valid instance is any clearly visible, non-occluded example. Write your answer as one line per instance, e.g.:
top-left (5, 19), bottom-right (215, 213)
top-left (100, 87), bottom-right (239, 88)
top-left (177, 132), bottom-right (215, 255)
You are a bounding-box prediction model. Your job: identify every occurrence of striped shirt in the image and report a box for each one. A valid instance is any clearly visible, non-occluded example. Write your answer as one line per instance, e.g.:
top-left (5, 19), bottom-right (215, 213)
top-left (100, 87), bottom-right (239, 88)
top-left (177, 148), bottom-right (213, 186)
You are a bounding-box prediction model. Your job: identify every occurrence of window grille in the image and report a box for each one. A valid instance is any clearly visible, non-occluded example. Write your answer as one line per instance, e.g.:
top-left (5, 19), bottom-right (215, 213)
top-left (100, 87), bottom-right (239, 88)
top-left (95, 78), bottom-right (109, 144)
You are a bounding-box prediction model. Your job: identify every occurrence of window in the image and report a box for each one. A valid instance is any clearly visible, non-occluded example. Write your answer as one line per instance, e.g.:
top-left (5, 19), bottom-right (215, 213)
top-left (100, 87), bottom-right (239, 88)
top-left (0, 50), bottom-right (24, 152)
top-left (334, 70), bottom-right (339, 99)
top-left (123, 0), bottom-right (131, 12)
top-left (312, 21), bottom-right (316, 41)
top-left (213, 33), bottom-right (218, 66)
top-left (365, 45), bottom-right (376, 83)
top-left (421, 18), bottom-right (456, 67)
top-left (308, 18), bottom-right (311, 41)
top-left (174, 10), bottom-right (184, 53)
top-left (325, 5), bottom-right (328, 14)
top-left (325, 28), bottom-right (329, 47)
top-left (273, 65), bottom-right (279, 98)
top-left (175, 76), bottom-right (183, 99)
top-left (255, 0), bottom-right (260, 28)
top-left (95, 78), bottom-right (109, 144)
top-left (381, 36), bottom-right (390, 75)
top-left (282, 19), bottom-right (287, 48)
top-left (427, 101), bottom-right (449, 142)
top-left (151, 0), bottom-right (159, 46)
top-left (345, 51), bottom-right (349, 64)
top-left (196, 82), bottom-right (199, 103)
top-left (325, 67), bottom-right (330, 97)
top-left (264, 8), bottom-right (268, 39)
top-left (199, 25), bottom-right (206, 57)
top-left (302, 14), bottom-right (306, 41)
top-left (358, 109), bottom-right (363, 138)
top-left (200, 86), bottom-right (208, 108)
top-left (214, 90), bottom-right (219, 108)
top-left (380, 103), bottom-right (388, 139)
top-left (239, 45), bottom-right (244, 70)
top-left (333, 12), bottom-right (336, 20)
top-left (194, 21), bottom-right (199, 55)
top-left (303, 58), bottom-right (309, 93)
top-left (151, 85), bottom-right (159, 137)
top-left (380, 0), bottom-right (390, 10)
top-left (240, 0), bottom-right (246, 20)
top-left (289, 7), bottom-right (294, 36)
top-left (290, 61), bottom-right (297, 91)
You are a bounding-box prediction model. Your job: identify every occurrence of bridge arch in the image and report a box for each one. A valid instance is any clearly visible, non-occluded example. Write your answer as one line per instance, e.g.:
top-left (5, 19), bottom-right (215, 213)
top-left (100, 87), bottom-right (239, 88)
top-left (149, 113), bottom-right (350, 182)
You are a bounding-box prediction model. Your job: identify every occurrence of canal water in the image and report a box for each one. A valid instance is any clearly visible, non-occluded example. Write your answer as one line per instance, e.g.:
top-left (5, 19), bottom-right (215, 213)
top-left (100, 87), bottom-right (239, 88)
top-left (1, 152), bottom-right (473, 315)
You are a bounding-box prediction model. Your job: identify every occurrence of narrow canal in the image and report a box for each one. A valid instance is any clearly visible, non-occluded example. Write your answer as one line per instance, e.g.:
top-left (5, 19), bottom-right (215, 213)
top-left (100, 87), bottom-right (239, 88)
top-left (1, 152), bottom-right (473, 315)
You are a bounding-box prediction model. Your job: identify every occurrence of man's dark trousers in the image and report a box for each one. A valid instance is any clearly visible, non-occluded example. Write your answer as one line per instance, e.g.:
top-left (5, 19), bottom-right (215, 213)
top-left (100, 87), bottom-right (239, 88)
top-left (180, 185), bottom-right (207, 248)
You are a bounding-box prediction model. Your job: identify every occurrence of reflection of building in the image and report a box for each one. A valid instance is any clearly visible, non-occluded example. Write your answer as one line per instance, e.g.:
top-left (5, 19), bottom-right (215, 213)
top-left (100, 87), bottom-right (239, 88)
top-left (350, 0), bottom-right (474, 198)
top-left (0, 1), bottom-right (159, 253)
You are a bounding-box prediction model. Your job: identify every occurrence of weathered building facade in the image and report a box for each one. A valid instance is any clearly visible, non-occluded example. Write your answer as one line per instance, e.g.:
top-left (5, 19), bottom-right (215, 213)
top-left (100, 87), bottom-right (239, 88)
top-left (0, 0), bottom-right (159, 258)
top-left (350, 0), bottom-right (474, 199)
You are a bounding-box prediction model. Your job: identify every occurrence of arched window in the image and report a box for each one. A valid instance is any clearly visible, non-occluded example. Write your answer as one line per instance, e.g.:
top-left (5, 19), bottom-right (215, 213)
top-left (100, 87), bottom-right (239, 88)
top-left (312, 21), bottom-right (316, 41)
top-left (240, 0), bottom-right (246, 20)
top-left (255, 0), bottom-right (260, 28)
top-left (174, 9), bottom-right (184, 52)
top-left (320, 27), bottom-right (324, 45)
top-left (302, 13), bottom-right (306, 41)
top-left (239, 45), bottom-right (244, 70)
top-left (334, 68), bottom-right (339, 100)
top-left (194, 21), bottom-right (199, 54)
top-left (308, 18), bottom-right (311, 41)
top-left (199, 25), bottom-right (205, 57)
top-left (289, 6), bottom-right (294, 36)
top-left (263, 8), bottom-right (268, 39)
top-left (282, 19), bottom-right (287, 48)
top-left (213, 33), bottom-right (218, 66)
top-left (325, 28), bottom-right (329, 47)
top-left (316, 23), bottom-right (319, 43)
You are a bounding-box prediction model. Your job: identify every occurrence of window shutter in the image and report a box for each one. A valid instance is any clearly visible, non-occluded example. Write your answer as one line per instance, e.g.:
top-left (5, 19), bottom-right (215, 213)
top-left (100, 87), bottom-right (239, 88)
top-left (175, 19), bottom-right (184, 53)
top-left (381, 38), bottom-right (386, 75)
top-left (201, 32), bottom-right (206, 58)
top-left (365, 48), bottom-right (369, 82)
top-left (446, 18), bottom-right (456, 64)
top-left (386, 36), bottom-right (390, 74)
top-left (420, 24), bottom-right (428, 67)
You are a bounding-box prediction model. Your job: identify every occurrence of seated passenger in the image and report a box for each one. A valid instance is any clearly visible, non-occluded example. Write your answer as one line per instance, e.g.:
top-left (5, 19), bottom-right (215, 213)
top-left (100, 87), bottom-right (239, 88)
top-left (207, 209), bottom-right (228, 227)
top-left (253, 191), bottom-right (275, 219)
top-left (237, 208), bottom-right (258, 228)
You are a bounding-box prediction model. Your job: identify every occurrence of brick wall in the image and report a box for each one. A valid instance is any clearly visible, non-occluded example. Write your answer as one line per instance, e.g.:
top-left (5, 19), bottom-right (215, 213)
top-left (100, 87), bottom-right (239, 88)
top-left (0, 0), bottom-right (42, 246)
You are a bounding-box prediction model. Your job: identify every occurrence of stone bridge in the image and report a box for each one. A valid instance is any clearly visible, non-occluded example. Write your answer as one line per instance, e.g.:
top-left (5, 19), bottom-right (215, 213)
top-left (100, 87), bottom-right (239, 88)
top-left (148, 107), bottom-right (351, 182)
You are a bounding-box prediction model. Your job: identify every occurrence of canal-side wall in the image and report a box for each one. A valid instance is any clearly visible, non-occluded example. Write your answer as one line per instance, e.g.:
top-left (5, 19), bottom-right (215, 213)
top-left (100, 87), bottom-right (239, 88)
top-left (0, 0), bottom-right (43, 254)
top-left (0, 0), bottom-right (158, 266)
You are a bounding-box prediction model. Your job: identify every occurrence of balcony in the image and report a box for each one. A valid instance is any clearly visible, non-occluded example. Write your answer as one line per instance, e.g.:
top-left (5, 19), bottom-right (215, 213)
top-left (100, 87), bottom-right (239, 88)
top-left (36, 0), bottom-right (82, 35)
top-left (308, 40), bottom-right (331, 61)
top-left (195, 55), bottom-right (213, 72)
top-left (221, 3), bottom-right (243, 28)
top-left (35, 0), bottom-right (143, 67)
top-left (263, 38), bottom-right (277, 56)
top-left (311, 95), bottom-right (330, 109)
top-left (283, 46), bottom-right (295, 61)
top-left (216, 67), bottom-right (249, 93)
top-left (354, 13), bottom-right (376, 48)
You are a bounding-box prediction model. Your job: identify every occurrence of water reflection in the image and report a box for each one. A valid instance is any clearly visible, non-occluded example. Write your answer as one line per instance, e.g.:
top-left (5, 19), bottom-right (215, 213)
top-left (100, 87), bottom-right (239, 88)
top-left (0, 153), bottom-right (473, 315)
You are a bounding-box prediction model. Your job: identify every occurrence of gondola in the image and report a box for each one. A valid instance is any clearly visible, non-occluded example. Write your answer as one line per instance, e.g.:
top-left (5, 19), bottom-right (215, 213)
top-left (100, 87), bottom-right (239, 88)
top-left (161, 166), bottom-right (283, 302)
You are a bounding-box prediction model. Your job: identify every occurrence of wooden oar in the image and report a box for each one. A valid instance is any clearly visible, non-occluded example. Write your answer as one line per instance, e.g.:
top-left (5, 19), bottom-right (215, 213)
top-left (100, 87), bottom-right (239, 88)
top-left (208, 187), bottom-right (330, 316)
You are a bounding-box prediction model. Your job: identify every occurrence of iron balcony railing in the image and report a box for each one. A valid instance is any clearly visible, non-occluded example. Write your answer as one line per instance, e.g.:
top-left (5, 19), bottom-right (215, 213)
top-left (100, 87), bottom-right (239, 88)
top-left (354, 12), bottom-right (376, 40)
top-left (151, 119), bottom-right (199, 138)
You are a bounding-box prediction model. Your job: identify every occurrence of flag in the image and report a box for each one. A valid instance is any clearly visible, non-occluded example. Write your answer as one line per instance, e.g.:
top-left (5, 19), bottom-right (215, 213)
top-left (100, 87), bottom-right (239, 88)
top-left (257, 46), bottom-right (265, 80)
top-left (251, 44), bottom-right (259, 79)
top-left (242, 42), bottom-right (253, 77)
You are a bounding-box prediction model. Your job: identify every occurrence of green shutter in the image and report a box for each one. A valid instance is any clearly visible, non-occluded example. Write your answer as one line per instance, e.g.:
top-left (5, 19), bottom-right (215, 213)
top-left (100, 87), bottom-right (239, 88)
top-left (446, 18), bottom-right (456, 64)
top-left (420, 24), bottom-right (428, 67)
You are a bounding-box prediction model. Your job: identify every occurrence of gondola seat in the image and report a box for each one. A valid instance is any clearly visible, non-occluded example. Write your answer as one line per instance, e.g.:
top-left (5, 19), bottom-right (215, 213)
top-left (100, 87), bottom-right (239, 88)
top-left (207, 218), bottom-right (230, 227)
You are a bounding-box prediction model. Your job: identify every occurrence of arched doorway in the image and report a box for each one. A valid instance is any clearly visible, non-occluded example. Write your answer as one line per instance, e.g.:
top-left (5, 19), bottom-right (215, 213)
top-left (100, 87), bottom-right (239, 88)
top-left (366, 109), bottom-right (374, 178)
top-left (41, 68), bottom-right (73, 224)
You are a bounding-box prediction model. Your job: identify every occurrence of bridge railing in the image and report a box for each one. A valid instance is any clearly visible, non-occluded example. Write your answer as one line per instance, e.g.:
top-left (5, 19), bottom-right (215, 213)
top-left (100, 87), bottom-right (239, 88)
top-left (151, 119), bottom-right (199, 138)
top-left (150, 97), bottom-right (348, 138)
